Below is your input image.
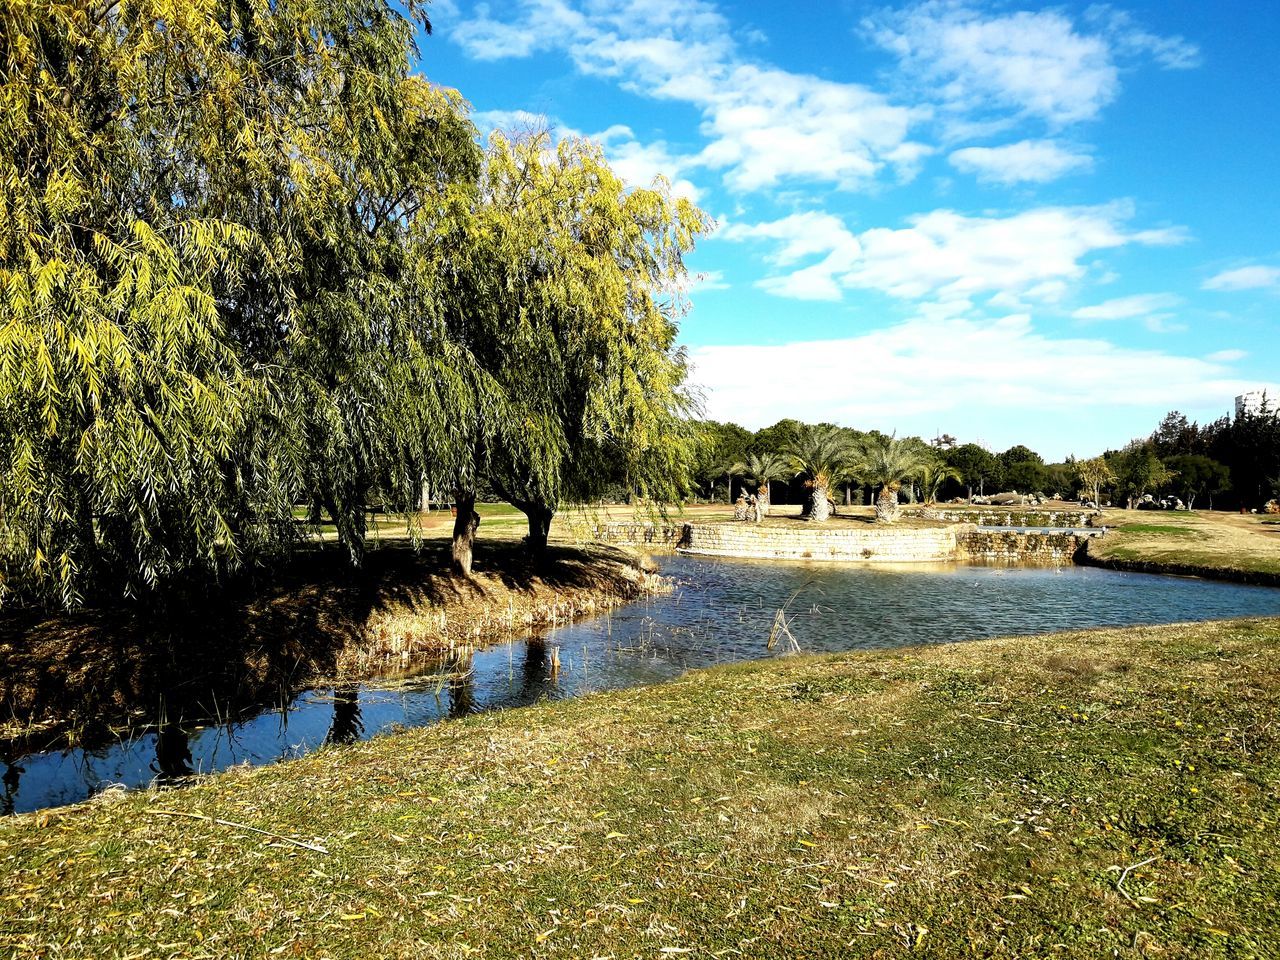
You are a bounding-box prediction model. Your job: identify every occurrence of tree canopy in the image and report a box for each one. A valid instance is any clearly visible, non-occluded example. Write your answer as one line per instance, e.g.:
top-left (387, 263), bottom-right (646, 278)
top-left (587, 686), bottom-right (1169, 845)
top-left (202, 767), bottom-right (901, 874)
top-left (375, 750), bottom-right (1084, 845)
top-left (0, 0), bottom-right (709, 603)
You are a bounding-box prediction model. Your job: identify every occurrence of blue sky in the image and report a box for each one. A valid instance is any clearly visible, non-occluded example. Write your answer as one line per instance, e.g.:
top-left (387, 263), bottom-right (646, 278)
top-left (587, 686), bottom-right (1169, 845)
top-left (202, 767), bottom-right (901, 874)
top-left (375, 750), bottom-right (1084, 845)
top-left (418, 0), bottom-right (1278, 460)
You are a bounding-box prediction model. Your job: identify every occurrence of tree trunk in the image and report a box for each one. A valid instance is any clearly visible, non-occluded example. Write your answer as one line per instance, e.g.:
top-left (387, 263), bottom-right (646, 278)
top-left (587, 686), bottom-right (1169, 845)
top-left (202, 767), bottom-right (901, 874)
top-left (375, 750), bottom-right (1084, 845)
top-left (419, 477), bottom-right (431, 513)
top-left (875, 485), bottom-right (900, 523)
top-left (844, 484), bottom-right (852, 506)
top-left (761, 480), bottom-right (772, 517)
top-left (515, 500), bottom-right (555, 559)
top-left (809, 483), bottom-right (831, 522)
top-left (451, 489), bottom-right (480, 576)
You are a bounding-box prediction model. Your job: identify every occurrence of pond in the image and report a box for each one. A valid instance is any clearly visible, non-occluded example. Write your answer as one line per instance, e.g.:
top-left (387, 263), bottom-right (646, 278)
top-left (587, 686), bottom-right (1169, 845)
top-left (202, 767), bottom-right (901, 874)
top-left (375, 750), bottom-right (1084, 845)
top-left (6, 556), bottom-right (1280, 815)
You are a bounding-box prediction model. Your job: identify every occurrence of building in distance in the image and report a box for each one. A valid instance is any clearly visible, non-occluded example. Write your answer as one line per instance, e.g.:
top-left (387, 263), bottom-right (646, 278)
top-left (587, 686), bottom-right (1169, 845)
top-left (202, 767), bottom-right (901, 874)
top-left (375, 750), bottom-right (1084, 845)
top-left (1235, 390), bottom-right (1276, 419)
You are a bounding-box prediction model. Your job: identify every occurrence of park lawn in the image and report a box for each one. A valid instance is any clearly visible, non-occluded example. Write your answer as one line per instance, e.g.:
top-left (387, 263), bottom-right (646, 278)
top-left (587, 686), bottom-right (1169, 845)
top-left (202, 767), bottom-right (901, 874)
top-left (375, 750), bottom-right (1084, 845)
top-left (4, 618), bottom-right (1280, 958)
top-left (299, 502), bottom-right (734, 545)
top-left (1087, 510), bottom-right (1280, 578)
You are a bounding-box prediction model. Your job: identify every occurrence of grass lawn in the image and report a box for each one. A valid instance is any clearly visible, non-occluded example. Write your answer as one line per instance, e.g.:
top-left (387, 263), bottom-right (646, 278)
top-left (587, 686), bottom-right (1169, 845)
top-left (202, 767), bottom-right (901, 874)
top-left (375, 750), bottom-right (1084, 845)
top-left (1087, 510), bottom-right (1280, 579)
top-left (4, 617), bottom-right (1279, 958)
top-left (298, 502), bottom-right (738, 545)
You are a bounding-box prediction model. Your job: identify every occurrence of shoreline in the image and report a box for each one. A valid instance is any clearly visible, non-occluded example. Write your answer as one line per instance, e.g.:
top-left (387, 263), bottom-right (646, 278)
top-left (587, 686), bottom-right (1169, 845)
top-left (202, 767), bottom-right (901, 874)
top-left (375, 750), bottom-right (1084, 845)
top-left (1077, 549), bottom-right (1280, 587)
top-left (603, 506), bottom-right (1280, 587)
top-left (0, 540), bottom-right (665, 753)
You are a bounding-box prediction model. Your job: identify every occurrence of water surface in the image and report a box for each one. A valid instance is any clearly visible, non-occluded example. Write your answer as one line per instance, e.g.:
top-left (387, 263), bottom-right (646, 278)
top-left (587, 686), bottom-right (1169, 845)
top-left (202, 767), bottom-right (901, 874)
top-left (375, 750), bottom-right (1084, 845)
top-left (6, 557), bottom-right (1280, 815)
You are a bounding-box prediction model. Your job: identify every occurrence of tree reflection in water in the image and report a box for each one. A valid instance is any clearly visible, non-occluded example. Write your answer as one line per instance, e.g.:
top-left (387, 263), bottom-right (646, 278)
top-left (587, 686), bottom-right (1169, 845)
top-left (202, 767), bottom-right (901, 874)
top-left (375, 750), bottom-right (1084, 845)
top-left (152, 721), bottom-right (194, 780)
top-left (448, 652), bottom-right (474, 718)
top-left (521, 639), bottom-right (558, 700)
top-left (326, 685), bottom-right (364, 745)
top-left (1, 756), bottom-right (22, 816)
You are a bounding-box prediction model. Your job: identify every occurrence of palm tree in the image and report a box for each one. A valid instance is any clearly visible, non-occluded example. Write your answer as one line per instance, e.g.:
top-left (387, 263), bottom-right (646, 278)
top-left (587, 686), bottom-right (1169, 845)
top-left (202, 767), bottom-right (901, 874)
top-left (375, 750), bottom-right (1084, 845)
top-left (919, 461), bottom-right (962, 506)
top-left (784, 425), bottom-right (858, 522)
top-left (853, 434), bottom-right (932, 523)
top-left (729, 452), bottom-right (790, 518)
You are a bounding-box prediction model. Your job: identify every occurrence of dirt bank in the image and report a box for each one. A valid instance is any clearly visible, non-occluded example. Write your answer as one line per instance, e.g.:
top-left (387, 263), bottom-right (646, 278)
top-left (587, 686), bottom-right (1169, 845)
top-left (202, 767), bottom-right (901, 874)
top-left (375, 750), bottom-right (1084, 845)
top-left (0, 541), bottom-right (663, 752)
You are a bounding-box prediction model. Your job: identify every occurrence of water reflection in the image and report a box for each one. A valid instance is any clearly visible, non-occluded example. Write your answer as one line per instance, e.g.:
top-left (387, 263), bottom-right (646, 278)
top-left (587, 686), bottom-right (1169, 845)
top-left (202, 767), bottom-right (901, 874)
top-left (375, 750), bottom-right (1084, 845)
top-left (2, 757), bottom-right (22, 816)
top-left (326, 685), bottom-right (364, 745)
top-left (448, 653), bottom-right (475, 719)
top-left (152, 722), bottom-right (194, 781)
top-left (6, 558), bottom-right (1280, 815)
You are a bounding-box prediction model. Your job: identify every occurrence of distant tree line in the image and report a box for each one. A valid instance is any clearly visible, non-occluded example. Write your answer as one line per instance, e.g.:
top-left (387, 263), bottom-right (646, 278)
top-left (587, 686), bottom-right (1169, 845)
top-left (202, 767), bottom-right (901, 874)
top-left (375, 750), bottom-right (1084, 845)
top-left (0, 0), bottom-right (707, 608)
top-left (694, 419), bottom-right (1070, 510)
top-left (696, 399), bottom-right (1280, 515)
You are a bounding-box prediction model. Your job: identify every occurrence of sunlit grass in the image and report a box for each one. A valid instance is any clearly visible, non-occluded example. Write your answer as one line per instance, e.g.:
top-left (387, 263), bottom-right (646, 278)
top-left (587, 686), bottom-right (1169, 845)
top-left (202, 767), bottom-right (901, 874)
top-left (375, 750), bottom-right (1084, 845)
top-left (4, 618), bottom-right (1280, 957)
top-left (1088, 510), bottom-right (1280, 578)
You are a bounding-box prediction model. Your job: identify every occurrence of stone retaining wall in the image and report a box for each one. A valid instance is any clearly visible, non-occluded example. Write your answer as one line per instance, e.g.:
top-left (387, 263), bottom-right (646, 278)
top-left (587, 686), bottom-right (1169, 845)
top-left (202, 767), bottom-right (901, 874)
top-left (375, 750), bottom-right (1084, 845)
top-left (674, 522), bottom-right (1088, 565)
top-left (924, 509), bottom-right (1099, 527)
top-left (680, 523), bottom-right (965, 563)
top-left (590, 522), bottom-right (688, 547)
top-left (957, 529), bottom-right (1087, 564)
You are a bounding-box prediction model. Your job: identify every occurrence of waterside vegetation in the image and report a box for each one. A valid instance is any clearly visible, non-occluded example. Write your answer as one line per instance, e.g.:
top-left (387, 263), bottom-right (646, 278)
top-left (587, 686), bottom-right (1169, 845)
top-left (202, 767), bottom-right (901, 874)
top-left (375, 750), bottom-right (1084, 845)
top-left (0, 533), bottom-right (660, 752)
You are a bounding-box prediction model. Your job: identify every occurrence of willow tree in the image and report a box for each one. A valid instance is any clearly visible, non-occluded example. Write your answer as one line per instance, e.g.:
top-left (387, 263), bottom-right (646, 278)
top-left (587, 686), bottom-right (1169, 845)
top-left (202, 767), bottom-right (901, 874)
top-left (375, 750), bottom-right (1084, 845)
top-left (0, 0), bottom-right (480, 605)
top-left (422, 132), bottom-right (709, 571)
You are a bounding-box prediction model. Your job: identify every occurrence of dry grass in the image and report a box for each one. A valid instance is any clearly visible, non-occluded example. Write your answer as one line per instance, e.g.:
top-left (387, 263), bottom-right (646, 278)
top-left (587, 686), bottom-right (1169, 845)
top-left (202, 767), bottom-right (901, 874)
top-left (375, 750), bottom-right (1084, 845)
top-left (3, 617), bottom-right (1280, 958)
top-left (1087, 510), bottom-right (1280, 579)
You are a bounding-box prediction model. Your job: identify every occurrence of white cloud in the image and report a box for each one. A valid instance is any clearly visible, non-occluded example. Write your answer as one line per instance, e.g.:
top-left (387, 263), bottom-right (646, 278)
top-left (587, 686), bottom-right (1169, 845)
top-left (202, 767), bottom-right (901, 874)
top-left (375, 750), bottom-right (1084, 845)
top-left (450, 0), bottom-right (928, 193)
top-left (594, 125), bottom-right (703, 200)
top-left (724, 202), bottom-right (1188, 304)
top-left (1071, 292), bottom-right (1181, 321)
top-left (868, 2), bottom-right (1200, 132)
top-left (471, 109), bottom-right (569, 137)
top-left (689, 66), bottom-right (929, 190)
top-left (450, 2), bottom-right (548, 59)
top-left (949, 139), bottom-right (1093, 184)
top-left (1086, 6), bottom-right (1201, 70)
top-left (868, 3), bottom-right (1118, 127)
top-left (1202, 265), bottom-right (1280, 291)
top-left (1206, 349), bottom-right (1248, 363)
top-left (722, 212), bottom-right (862, 301)
top-left (689, 314), bottom-right (1259, 458)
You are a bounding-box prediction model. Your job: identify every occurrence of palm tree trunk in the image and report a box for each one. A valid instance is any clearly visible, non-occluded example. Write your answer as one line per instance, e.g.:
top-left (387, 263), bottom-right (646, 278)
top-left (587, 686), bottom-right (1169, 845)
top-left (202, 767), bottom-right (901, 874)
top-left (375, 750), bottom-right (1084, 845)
top-left (810, 483), bottom-right (831, 522)
top-left (875, 485), bottom-right (900, 523)
top-left (761, 480), bottom-right (772, 517)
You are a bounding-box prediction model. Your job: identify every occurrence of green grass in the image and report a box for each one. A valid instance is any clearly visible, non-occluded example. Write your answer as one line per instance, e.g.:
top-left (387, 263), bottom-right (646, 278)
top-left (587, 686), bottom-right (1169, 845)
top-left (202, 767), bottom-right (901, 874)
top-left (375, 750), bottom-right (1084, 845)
top-left (1088, 511), bottom-right (1280, 580)
top-left (1110, 523), bottom-right (1201, 536)
top-left (4, 618), bottom-right (1280, 958)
